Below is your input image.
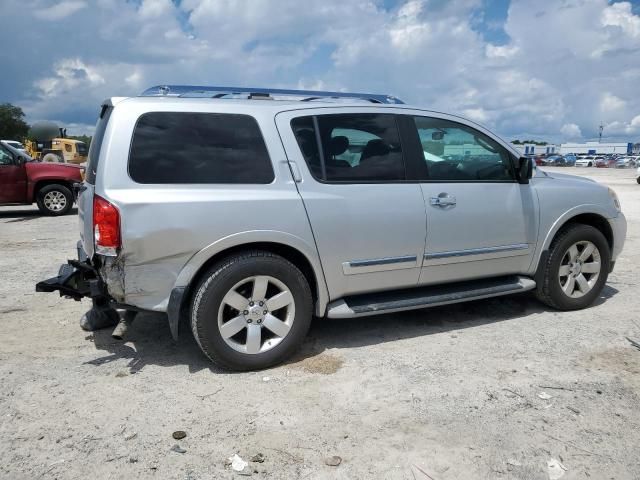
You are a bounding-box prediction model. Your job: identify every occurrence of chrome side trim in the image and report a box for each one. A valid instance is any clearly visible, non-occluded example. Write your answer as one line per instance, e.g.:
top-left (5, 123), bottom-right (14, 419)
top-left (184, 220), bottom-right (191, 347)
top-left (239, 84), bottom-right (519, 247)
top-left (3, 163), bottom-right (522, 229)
top-left (349, 255), bottom-right (417, 267)
top-left (342, 255), bottom-right (418, 275)
top-left (424, 243), bottom-right (530, 260)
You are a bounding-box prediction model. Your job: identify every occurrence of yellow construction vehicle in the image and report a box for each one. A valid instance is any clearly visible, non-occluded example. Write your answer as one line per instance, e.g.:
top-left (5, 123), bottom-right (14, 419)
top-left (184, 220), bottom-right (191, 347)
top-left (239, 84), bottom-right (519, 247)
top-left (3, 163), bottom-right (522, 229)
top-left (25, 122), bottom-right (88, 164)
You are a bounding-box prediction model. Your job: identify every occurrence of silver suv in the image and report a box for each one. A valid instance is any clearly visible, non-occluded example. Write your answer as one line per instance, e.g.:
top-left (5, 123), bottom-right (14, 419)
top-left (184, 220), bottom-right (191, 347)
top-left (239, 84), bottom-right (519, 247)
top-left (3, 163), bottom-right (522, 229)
top-left (37, 85), bottom-right (627, 370)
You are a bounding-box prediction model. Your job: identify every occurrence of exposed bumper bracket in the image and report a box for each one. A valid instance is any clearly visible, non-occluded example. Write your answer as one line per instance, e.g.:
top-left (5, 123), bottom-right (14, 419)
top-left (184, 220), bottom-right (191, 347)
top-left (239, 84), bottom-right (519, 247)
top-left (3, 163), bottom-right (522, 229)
top-left (36, 260), bottom-right (108, 301)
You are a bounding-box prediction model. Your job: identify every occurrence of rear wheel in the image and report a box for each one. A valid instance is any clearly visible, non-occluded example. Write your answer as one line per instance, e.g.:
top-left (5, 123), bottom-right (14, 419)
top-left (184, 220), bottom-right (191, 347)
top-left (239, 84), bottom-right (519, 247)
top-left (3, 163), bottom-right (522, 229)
top-left (588, 162), bottom-right (593, 167)
top-left (36, 184), bottom-right (74, 216)
top-left (191, 251), bottom-right (313, 371)
top-left (535, 224), bottom-right (610, 310)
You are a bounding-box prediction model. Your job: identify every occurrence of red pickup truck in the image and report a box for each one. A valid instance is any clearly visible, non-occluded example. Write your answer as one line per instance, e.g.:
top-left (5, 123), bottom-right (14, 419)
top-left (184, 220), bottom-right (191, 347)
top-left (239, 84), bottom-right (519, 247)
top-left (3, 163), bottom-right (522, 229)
top-left (0, 142), bottom-right (83, 216)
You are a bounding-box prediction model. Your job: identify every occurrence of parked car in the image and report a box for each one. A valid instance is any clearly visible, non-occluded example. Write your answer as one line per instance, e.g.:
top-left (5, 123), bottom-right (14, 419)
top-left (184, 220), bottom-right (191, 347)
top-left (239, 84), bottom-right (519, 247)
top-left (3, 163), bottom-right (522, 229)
top-left (36, 85), bottom-right (627, 370)
top-left (616, 157), bottom-right (636, 168)
top-left (563, 154), bottom-right (577, 166)
top-left (596, 157), bottom-right (616, 168)
top-left (637, 165), bottom-right (640, 184)
top-left (1, 140), bottom-right (27, 151)
top-left (534, 155), bottom-right (547, 166)
top-left (0, 141), bottom-right (82, 215)
top-left (575, 156), bottom-right (596, 167)
top-left (545, 155), bottom-right (565, 166)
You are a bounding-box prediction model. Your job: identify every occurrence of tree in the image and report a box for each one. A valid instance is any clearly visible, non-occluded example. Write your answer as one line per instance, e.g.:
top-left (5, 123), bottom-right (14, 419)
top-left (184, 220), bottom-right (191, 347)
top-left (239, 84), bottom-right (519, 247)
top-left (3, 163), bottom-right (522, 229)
top-left (0, 103), bottom-right (29, 140)
top-left (511, 139), bottom-right (548, 145)
top-left (69, 134), bottom-right (92, 149)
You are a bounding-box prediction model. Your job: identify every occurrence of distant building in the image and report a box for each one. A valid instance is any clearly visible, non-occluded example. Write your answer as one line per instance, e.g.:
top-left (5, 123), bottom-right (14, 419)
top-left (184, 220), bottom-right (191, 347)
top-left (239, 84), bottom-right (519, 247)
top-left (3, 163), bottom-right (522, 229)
top-left (510, 143), bottom-right (558, 155)
top-left (559, 142), bottom-right (633, 155)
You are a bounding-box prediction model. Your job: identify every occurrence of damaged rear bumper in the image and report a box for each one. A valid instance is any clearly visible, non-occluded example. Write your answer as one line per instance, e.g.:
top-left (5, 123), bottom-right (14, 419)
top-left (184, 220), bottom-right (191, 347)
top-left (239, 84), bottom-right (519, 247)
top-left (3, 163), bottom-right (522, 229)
top-left (36, 259), bottom-right (109, 301)
top-left (36, 241), bottom-right (110, 301)
top-left (35, 242), bottom-right (183, 340)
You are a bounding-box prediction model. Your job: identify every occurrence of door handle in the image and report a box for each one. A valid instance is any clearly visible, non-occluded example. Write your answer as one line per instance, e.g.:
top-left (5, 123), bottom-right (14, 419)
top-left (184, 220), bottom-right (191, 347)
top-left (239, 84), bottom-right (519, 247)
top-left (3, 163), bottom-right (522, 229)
top-left (430, 194), bottom-right (456, 207)
top-left (287, 160), bottom-right (302, 182)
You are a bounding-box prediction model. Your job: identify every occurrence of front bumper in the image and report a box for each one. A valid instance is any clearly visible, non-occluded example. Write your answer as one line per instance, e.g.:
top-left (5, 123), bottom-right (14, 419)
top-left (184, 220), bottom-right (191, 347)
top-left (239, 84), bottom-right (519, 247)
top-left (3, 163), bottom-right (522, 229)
top-left (608, 212), bottom-right (627, 262)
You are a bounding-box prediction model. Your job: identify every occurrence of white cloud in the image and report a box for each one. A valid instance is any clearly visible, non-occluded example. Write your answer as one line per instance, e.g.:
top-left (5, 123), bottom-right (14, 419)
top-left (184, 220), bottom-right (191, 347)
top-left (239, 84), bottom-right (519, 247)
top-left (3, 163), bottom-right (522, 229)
top-left (34, 58), bottom-right (105, 97)
top-left (463, 108), bottom-right (489, 123)
top-left (560, 123), bottom-right (582, 139)
top-left (34, 0), bottom-right (87, 20)
top-left (600, 92), bottom-right (626, 112)
top-left (2, 0), bottom-right (639, 143)
top-left (485, 44), bottom-right (519, 58)
top-left (602, 2), bottom-right (640, 37)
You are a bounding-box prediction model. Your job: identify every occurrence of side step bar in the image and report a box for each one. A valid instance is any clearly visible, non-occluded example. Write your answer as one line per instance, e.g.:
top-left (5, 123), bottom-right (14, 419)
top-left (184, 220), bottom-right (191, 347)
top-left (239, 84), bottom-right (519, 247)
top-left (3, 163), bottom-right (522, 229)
top-left (326, 275), bottom-right (536, 319)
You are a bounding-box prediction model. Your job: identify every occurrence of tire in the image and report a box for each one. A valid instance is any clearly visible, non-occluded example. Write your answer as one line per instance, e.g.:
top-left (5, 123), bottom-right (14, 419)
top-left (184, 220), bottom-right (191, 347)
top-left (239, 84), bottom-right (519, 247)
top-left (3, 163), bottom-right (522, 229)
top-left (535, 224), bottom-right (610, 311)
top-left (42, 153), bottom-right (63, 163)
top-left (636, 177), bottom-right (640, 184)
top-left (191, 250), bottom-right (313, 371)
top-left (588, 162), bottom-right (593, 167)
top-left (36, 184), bottom-right (74, 216)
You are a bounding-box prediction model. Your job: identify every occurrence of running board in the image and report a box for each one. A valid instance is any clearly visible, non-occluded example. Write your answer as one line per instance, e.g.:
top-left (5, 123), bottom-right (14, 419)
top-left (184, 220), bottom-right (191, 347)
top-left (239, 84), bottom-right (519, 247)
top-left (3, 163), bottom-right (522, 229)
top-left (326, 275), bottom-right (536, 319)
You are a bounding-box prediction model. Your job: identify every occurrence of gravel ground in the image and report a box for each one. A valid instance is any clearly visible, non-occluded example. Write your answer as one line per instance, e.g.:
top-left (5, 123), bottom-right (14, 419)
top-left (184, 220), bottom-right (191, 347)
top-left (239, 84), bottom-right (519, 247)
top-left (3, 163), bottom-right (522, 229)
top-left (1, 166), bottom-right (639, 480)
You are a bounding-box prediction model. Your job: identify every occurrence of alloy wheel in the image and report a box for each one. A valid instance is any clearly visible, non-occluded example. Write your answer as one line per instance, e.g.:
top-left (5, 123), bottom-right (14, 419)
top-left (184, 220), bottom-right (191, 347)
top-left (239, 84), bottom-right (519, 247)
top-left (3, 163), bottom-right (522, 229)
top-left (217, 275), bottom-right (295, 354)
top-left (43, 190), bottom-right (67, 212)
top-left (558, 240), bottom-right (601, 298)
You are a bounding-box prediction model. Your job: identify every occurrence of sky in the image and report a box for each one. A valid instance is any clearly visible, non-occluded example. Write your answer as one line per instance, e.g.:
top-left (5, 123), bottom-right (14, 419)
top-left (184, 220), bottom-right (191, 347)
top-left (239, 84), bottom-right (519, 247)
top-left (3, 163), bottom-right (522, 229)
top-left (1, 0), bottom-right (639, 144)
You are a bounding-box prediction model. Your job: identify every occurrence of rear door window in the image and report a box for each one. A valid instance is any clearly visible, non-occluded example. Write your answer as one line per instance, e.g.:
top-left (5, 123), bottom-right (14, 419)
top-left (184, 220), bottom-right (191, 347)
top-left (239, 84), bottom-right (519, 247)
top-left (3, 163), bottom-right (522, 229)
top-left (128, 112), bottom-right (274, 184)
top-left (291, 113), bottom-right (406, 182)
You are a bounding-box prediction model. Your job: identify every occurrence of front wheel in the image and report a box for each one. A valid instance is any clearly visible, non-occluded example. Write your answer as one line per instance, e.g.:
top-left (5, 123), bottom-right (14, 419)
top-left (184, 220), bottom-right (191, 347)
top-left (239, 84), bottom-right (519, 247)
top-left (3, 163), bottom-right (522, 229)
top-left (535, 224), bottom-right (610, 310)
top-left (191, 251), bottom-right (313, 371)
top-left (36, 184), bottom-right (74, 216)
top-left (588, 162), bottom-right (593, 167)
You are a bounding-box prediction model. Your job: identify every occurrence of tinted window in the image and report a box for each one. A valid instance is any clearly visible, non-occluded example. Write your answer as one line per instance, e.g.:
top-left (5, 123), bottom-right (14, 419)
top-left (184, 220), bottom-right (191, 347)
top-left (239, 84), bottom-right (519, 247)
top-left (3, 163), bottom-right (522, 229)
top-left (86, 105), bottom-right (112, 184)
top-left (292, 114), bottom-right (405, 182)
top-left (129, 112), bottom-right (273, 184)
top-left (414, 116), bottom-right (514, 181)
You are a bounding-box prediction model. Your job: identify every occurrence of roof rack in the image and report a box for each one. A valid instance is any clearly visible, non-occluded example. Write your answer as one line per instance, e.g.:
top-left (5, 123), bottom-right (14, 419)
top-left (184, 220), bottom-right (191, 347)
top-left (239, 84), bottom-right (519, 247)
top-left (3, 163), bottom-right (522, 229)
top-left (139, 85), bottom-right (404, 104)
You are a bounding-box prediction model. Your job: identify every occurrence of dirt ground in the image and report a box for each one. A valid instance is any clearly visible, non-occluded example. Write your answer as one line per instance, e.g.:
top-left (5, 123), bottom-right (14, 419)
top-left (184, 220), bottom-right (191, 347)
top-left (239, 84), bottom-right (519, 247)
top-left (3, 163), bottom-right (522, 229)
top-left (1, 166), bottom-right (639, 480)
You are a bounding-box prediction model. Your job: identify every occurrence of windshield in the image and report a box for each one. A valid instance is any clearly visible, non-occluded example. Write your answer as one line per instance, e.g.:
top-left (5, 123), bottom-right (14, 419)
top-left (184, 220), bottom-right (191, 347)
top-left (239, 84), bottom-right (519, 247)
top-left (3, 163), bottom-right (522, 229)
top-left (7, 141), bottom-right (25, 149)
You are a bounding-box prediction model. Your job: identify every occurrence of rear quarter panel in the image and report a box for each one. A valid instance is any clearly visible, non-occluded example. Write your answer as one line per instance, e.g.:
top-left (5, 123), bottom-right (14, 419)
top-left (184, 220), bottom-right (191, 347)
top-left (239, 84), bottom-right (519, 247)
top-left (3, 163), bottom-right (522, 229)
top-left (95, 100), bottom-right (327, 312)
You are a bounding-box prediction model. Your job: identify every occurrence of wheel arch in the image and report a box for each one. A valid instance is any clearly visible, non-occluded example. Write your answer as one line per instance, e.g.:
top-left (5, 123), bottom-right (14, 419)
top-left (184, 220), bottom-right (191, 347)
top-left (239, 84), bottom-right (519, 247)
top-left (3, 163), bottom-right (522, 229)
top-left (532, 207), bottom-right (615, 277)
top-left (544, 212), bottom-right (613, 252)
top-left (173, 232), bottom-right (329, 323)
top-left (31, 179), bottom-right (75, 202)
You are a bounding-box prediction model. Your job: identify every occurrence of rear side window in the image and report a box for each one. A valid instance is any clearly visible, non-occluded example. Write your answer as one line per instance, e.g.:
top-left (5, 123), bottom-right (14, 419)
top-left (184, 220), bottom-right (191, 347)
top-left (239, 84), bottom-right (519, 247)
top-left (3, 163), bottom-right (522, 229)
top-left (86, 105), bottom-right (113, 184)
top-left (128, 112), bottom-right (274, 184)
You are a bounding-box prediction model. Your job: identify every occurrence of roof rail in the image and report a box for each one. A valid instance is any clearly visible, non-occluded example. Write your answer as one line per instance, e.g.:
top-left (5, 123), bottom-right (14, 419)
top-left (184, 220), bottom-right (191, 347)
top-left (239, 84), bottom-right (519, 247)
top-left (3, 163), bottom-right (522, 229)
top-left (140, 85), bottom-right (404, 104)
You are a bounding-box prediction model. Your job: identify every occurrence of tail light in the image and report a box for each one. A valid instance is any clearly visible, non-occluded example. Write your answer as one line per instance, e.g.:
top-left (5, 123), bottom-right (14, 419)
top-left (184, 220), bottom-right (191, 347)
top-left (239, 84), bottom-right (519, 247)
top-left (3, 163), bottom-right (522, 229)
top-left (93, 195), bottom-right (120, 256)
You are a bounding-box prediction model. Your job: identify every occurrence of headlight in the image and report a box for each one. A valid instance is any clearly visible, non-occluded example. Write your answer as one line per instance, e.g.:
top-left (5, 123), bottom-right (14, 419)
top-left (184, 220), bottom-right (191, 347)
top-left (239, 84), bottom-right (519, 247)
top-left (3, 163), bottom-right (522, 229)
top-left (608, 187), bottom-right (621, 211)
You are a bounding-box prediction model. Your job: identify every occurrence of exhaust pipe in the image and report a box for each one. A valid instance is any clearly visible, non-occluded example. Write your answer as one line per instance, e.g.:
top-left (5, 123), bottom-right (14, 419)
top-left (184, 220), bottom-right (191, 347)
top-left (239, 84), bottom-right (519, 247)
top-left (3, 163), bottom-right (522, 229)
top-left (112, 310), bottom-right (137, 340)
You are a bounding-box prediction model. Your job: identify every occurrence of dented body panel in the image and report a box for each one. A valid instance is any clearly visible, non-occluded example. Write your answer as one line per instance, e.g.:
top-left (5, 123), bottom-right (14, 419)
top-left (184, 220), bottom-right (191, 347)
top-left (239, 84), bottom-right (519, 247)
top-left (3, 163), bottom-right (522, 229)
top-left (80, 98), bottom-right (326, 313)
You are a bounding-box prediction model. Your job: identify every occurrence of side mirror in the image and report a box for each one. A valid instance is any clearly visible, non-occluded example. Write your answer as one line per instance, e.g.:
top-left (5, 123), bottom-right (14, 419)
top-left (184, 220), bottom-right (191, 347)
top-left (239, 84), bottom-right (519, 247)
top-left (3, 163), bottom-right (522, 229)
top-left (517, 156), bottom-right (533, 184)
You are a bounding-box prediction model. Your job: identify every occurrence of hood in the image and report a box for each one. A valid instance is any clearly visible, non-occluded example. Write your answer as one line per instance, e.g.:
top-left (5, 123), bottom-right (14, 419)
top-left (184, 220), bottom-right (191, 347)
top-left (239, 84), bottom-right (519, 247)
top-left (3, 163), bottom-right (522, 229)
top-left (31, 161), bottom-right (82, 170)
top-left (540, 170), bottom-right (596, 183)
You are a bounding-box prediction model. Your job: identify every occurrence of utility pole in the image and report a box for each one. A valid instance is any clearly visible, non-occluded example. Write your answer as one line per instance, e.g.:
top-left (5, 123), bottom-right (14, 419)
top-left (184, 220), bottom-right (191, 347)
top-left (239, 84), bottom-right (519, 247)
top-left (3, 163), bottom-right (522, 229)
top-left (598, 122), bottom-right (603, 143)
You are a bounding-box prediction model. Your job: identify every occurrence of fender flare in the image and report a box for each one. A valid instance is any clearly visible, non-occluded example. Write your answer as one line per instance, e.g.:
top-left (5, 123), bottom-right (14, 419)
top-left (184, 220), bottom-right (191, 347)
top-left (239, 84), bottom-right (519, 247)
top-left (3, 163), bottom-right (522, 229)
top-left (167, 230), bottom-right (329, 339)
top-left (528, 203), bottom-right (614, 274)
